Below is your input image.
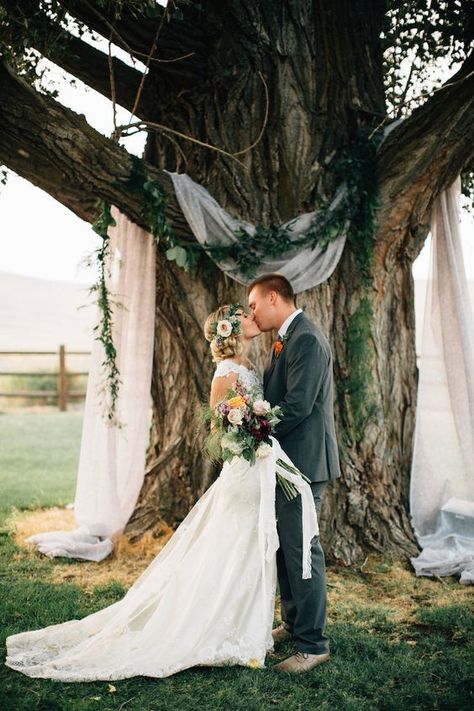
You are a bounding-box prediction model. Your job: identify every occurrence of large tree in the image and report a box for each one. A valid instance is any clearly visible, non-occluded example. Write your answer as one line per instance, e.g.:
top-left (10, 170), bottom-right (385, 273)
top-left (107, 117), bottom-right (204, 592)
top-left (1, 0), bottom-right (472, 565)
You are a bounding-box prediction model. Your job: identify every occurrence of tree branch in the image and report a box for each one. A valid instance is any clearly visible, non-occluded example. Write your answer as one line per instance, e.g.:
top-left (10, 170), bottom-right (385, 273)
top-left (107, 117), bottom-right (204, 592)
top-left (376, 50), bottom-right (474, 261)
top-left (57, 0), bottom-right (207, 88)
top-left (0, 60), bottom-right (188, 235)
top-left (40, 28), bottom-right (154, 119)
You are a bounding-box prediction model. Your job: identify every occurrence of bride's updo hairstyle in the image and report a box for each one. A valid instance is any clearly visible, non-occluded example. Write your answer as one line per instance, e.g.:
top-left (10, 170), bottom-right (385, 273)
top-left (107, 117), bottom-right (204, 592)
top-left (204, 304), bottom-right (244, 363)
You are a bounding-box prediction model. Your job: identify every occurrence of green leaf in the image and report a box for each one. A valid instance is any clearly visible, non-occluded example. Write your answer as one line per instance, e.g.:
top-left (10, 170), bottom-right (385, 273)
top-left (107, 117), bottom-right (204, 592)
top-left (166, 246), bottom-right (189, 269)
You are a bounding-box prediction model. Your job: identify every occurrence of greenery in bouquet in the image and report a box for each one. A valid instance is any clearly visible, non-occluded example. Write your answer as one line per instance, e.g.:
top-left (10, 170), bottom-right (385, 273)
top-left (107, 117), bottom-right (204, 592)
top-left (205, 380), bottom-right (281, 465)
top-left (203, 380), bottom-right (310, 500)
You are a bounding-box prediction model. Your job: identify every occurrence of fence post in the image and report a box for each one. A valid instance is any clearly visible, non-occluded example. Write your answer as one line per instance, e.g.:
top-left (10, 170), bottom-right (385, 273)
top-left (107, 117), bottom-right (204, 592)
top-left (58, 344), bottom-right (67, 411)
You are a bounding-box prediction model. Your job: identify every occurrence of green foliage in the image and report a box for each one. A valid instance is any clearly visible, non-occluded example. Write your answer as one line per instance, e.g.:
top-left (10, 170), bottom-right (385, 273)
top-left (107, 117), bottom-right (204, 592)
top-left (199, 397), bottom-right (227, 464)
top-left (342, 297), bottom-right (379, 443)
top-left (383, 0), bottom-right (472, 117)
top-left (0, 1), bottom-right (72, 96)
top-left (334, 127), bottom-right (381, 442)
top-left (0, 166), bottom-right (8, 188)
top-left (203, 127), bottom-right (383, 280)
top-left (461, 171), bottom-right (474, 211)
top-left (89, 203), bottom-right (123, 426)
top-left (112, 131), bottom-right (382, 284)
top-left (121, 155), bottom-right (199, 273)
top-left (2, 1), bottom-right (470, 115)
top-left (337, 128), bottom-right (382, 283)
top-left (90, 159), bottom-right (202, 421)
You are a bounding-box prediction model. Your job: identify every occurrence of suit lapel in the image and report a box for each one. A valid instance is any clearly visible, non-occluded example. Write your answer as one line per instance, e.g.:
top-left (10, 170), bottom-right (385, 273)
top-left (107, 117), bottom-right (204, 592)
top-left (265, 346), bottom-right (278, 381)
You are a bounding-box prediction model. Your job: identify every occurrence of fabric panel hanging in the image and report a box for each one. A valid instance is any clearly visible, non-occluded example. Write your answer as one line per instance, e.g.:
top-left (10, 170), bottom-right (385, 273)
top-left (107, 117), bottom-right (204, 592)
top-left (409, 177), bottom-right (474, 584)
top-left (27, 207), bottom-right (156, 561)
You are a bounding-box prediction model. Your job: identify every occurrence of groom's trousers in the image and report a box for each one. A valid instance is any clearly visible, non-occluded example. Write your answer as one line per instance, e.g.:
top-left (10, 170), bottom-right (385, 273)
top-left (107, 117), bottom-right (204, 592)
top-left (275, 481), bottom-right (330, 655)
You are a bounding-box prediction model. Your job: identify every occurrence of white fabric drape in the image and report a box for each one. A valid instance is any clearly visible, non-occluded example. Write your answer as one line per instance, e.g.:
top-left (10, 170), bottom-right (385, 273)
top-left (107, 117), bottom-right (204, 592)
top-left (166, 171), bottom-right (347, 293)
top-left (410, 178), bottom-right (474, 584)
top-left (27, 207), bottom-right (156, 561)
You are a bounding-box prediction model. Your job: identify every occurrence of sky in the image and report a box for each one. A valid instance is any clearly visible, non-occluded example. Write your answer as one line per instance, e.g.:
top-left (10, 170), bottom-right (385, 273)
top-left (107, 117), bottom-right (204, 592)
top-left (0, 18), bottom-right (472, 286)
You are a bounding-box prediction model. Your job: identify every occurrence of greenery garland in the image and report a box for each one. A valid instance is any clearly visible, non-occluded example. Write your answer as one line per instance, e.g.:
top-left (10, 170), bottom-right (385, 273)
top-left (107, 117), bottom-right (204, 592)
top-left (337, 128), bottom-right (381, 443)
top-left (88, 203), bottom-right (125, 426)
top-left (92, 130), bottom-right (382, 424)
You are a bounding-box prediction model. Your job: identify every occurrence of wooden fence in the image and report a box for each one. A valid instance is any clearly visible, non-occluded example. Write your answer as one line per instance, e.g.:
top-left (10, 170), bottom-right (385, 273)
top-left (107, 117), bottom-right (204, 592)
top-left (0, 345), bottom-right (90, 411)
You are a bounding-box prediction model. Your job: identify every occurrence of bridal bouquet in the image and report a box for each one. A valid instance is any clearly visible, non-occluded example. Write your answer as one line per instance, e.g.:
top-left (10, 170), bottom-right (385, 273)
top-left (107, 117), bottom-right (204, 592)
top-left (204, 381), bottom-right (310, 500)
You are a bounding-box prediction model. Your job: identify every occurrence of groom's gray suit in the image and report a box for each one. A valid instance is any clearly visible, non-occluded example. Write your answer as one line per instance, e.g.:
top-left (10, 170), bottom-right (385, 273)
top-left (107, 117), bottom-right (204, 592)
top-left (263, 310), bottom-right (341, 655)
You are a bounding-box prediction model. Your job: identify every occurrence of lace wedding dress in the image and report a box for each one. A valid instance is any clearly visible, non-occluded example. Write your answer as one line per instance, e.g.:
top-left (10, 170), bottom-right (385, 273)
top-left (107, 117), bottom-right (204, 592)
top-left (5, 361), bottom-right (287, 681)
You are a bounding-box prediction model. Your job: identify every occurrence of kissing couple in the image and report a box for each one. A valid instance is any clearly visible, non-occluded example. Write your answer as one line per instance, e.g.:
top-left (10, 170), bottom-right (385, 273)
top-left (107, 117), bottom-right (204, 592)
top-left (6, 273), bottom-right (341, 680)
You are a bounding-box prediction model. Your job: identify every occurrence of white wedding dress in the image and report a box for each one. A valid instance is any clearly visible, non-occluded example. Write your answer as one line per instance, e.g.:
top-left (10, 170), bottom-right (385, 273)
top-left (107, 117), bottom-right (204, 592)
top-left (6, 361), bottom-right (317, 681)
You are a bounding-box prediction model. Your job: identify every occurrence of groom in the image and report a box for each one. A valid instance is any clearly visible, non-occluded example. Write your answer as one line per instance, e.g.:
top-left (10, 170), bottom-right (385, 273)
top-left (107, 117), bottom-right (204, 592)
top-left (248, 273), bottom-right (341, 673)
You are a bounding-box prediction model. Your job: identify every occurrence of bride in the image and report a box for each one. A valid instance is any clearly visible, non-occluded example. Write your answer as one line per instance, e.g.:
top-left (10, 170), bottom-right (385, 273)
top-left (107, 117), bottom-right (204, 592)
top-left (5, 304), bottom-right (317, 681)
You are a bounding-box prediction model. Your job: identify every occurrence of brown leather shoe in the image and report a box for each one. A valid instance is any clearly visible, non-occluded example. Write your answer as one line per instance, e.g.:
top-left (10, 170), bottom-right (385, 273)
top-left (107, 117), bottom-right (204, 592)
top-left (271, 623), bottom-right (293, 642)
top-left (273, 651), bottom-right (330, 673)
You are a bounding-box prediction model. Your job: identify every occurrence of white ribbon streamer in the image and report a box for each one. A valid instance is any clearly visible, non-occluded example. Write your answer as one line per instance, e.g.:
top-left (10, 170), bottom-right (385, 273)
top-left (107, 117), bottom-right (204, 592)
top-left (257, 436), bottom-right (319, 591)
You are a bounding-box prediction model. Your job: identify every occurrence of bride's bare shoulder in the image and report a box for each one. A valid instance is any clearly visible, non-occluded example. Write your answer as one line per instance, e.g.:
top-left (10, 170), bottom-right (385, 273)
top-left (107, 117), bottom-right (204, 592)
top-left (210, 366), bottom-right (239, 409)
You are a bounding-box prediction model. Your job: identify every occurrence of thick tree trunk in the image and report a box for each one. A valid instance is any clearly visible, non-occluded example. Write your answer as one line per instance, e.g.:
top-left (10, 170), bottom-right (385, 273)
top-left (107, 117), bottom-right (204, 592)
top-left (125, 0), bottom-right (419, 562)
top-left (321, 249), bottom-right (420, 562)
top-left (2, 1), bottom-right (472, 564)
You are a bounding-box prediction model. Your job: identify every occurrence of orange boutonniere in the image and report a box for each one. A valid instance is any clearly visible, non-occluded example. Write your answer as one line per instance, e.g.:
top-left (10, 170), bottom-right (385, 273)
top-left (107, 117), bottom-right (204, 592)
top-left (273, 340), bottom-right (284, 356)
top-left (273, 334), bottom-right (289, 358)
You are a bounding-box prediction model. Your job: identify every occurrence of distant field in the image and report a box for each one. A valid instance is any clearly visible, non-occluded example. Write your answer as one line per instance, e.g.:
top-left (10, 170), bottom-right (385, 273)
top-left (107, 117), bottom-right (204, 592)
top-left (0, 411), bottom-right (81, 510)
top-left (2, 270), bottom-right (474, 358)
top-left (0, 271), bottom-right (97, 351)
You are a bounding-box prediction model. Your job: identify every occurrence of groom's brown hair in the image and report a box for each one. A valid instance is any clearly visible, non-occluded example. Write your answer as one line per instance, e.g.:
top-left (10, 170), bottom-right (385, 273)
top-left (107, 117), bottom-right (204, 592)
top-left (247, 273), bottom-right (296, 306)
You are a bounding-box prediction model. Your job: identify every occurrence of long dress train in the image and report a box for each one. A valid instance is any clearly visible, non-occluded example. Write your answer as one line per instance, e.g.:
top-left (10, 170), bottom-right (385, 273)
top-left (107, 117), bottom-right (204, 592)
top-left (5, 361), bottom-right (317, 681)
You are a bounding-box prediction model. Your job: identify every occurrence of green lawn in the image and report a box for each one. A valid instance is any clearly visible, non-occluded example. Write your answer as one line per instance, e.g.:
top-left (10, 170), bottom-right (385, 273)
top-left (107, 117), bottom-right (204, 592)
top-left (0, 411), bottom-right (80, 509)
top-left (0, 412), bottom-right (473, 710)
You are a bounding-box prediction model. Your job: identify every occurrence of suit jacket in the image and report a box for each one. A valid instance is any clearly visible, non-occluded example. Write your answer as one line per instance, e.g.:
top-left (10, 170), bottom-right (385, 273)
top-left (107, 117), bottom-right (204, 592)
top-left (263, 312), bottom-right (341, 483)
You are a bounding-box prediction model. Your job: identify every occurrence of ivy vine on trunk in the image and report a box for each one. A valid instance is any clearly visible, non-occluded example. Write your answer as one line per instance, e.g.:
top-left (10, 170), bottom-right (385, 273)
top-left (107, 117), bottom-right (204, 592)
top-left (92, 129), bottom-right (383, 426)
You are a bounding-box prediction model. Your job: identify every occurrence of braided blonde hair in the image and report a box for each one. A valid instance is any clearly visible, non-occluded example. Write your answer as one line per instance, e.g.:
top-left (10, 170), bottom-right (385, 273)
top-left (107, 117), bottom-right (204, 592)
top-left (204, 304), bottom-right (244, 363)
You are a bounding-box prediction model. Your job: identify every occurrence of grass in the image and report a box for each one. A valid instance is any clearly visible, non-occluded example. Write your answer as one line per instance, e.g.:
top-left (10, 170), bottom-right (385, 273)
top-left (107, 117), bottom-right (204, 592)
top-left (0, 411), bottom-right (80, 509)
top-left (0, 412), bottom-right (473, 710)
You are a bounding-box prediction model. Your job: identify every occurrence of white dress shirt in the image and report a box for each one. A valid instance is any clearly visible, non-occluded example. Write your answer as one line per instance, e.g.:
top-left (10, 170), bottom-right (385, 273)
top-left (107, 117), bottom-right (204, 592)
top-left (278, 308), bottom-right (303, 338)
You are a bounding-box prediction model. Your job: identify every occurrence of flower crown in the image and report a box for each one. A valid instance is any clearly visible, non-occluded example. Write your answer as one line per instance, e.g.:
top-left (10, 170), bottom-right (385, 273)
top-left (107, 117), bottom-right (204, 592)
top-left (210, 303), bottom-right (243, 348)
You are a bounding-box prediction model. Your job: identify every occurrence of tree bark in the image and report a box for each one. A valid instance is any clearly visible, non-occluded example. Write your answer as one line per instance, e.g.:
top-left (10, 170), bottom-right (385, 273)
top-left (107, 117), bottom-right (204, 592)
top-left (376, 49), bottom-right (474, 265)
top-left (1, 1), bottom-right (472, 564)
top-left (0, 59), bottom-right (187, 232)
top-left (127, 0), bottom-right (420, 561)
